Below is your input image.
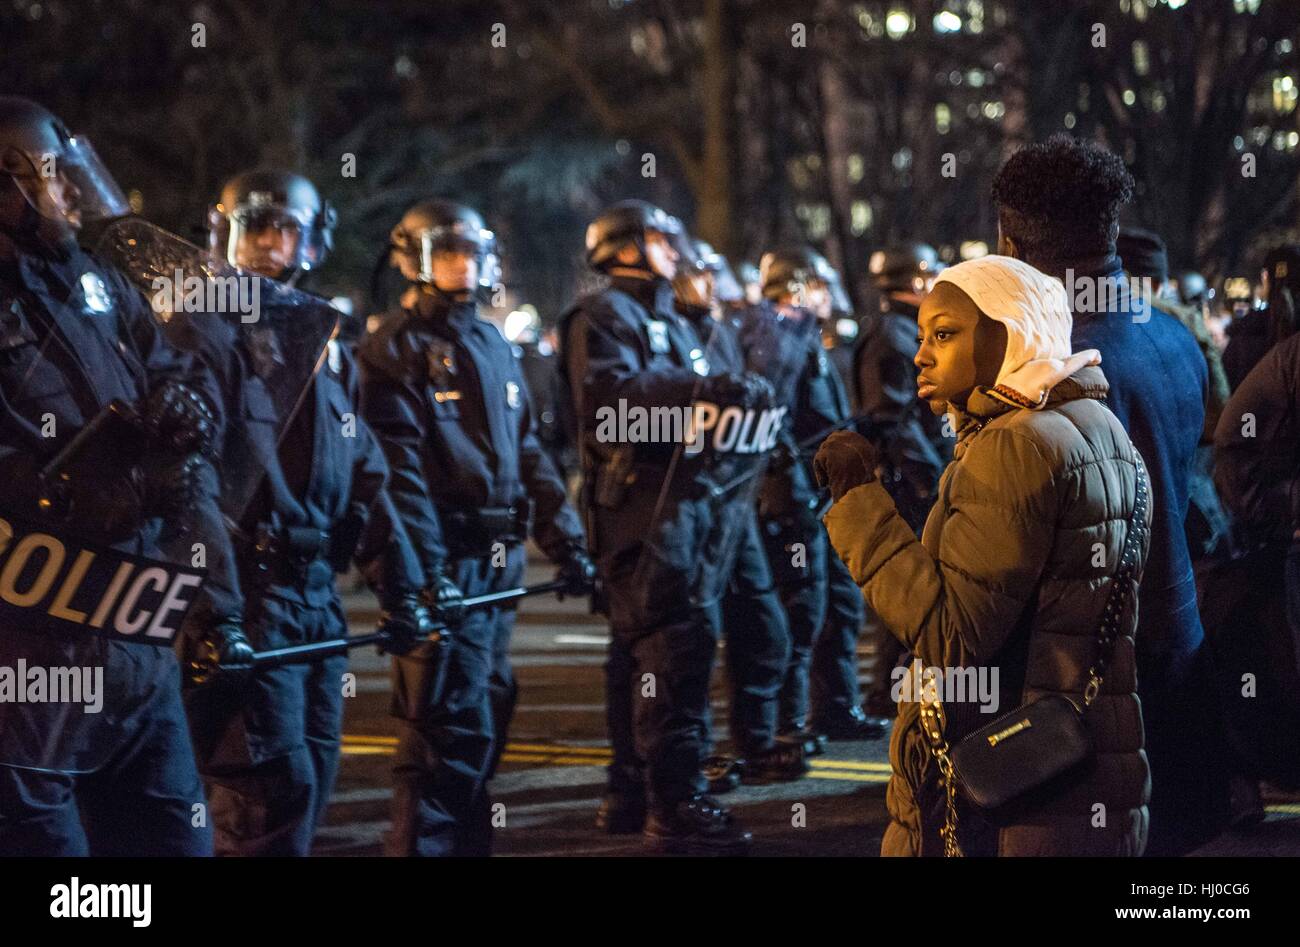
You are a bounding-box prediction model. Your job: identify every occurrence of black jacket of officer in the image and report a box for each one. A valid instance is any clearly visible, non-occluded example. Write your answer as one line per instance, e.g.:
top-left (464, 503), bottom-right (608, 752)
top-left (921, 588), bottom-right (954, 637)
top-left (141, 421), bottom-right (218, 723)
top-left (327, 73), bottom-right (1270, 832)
top-left (172, 311), bottom-right (423, 617)
top-left (358, 296), bottom-right (585, 570)
top-left (357, 199), bottom-right (590, 857)
top-left (0, 96), bottom-right (222, 855)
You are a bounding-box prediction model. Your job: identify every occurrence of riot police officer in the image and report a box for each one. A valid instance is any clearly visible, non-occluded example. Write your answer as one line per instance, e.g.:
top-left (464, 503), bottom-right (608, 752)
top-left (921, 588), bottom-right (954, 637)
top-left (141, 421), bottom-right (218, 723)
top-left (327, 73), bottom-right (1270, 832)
top-left (749, 247), bottom-right (890, 748)
top-left (561, 200), bottom-right (773, 853)
top-left (853, 243), bottom-right (951, 717)
top-left (0, 97), bottom-right (223, 855)
top-left (670, 238), bottom-right (805, 793)
top-left (177, 169), bottom-right (432, 856)
top-left (359, 199), bottom-right (595, 857)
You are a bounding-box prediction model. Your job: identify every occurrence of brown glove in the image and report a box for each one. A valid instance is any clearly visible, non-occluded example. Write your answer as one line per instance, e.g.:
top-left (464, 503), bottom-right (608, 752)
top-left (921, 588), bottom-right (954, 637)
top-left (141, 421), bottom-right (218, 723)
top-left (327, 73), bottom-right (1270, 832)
top-left (813, 430), bottom-right (882, 503)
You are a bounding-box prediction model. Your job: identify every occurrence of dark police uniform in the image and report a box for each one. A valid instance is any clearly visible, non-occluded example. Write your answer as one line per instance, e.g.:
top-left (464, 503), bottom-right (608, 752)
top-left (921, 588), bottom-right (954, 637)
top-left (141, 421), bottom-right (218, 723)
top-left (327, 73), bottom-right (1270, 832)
top-left (562, 275), bottom-right (743, 811)
top-left (0, 247), bottom-right (219, 855)
top-left (175, 311), bottom-right (422, 856)
top-left (359, 295), bottom-right (585, 857)
top-left (741, 301), bottom-right (865, 733)
top-left (851, 302), bottom-right (952, 713)
top-left (679, 305), bottom-right (792, 760)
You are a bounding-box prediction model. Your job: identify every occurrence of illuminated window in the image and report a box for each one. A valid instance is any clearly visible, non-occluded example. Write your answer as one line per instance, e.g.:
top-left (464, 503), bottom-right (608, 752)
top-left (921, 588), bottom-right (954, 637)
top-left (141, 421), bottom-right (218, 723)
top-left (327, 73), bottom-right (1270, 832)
top-left (1132, 41), bottom-right (1149, 76)
top-left (851, 201), bottom-right (873, 235)
top-left (885, 9), bottom-right (912, 39)
top-left (933, 10), bottom-right (961, 33)
top-left (847, 154), bottom-right (865, 183)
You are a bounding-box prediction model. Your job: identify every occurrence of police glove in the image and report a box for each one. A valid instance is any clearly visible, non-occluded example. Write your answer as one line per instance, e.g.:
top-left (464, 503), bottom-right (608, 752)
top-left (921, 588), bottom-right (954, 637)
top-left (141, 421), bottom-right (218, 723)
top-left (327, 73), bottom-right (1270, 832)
top-left (425, 567), bottom-right (467, 626)
top-left (190, 619), bottom-right (256, 686)
top-left (813, 430), bottom-right (882, 504)
top-left (143, 380), bottom-right (219, 457)
top-left (378, 593), bottom-right (437, 657)
top-left (556, 546), bottom-right (597, 598)
top-left (705, 372), bottom-right (775, 410)
top-left (144, 452), bottom-right (208, 524)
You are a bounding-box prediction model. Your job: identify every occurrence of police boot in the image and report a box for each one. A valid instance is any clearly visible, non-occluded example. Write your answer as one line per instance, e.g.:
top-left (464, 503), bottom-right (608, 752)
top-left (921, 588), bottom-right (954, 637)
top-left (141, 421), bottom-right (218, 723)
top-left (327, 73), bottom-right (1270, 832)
top-left (741, 742), bottom-right (808, 785)
top-left (703, 755), bottom-right (744, 795)
top-left (811, 705), bottom-right (890, 741)
top-left (596, 788), bottom-right (647, 835)
top-left (779, 726), bottom-right (828, 758)
top-left (643, 795), bottom-right (753, 856)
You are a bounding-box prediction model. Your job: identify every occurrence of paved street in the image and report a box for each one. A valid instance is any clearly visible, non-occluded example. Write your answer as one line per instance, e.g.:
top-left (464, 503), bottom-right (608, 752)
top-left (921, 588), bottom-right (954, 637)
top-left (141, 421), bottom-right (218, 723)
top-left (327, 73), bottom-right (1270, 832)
top-left (314, 551), bottom-right (1300, 857)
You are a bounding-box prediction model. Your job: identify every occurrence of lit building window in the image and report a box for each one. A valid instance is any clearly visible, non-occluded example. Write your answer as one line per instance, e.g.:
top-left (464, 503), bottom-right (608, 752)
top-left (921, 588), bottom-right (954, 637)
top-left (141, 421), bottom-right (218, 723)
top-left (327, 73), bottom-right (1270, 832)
top-left (851, 201), bottom-right (873, 235)
top-left (1132, 41), bottom-right (1149, 76)
top-left (847, 154), bottom-right (865, 183)
top-left (885, 9), bottom-right (912, 39)
top-left (797, 203), bottom-right (832, 241)
top-left (933, 10), bottom-right (961, 33)
top-left (935, 103), bottom-right (952, 133)
top-left (1273, 75), bottom-right (1297, 114)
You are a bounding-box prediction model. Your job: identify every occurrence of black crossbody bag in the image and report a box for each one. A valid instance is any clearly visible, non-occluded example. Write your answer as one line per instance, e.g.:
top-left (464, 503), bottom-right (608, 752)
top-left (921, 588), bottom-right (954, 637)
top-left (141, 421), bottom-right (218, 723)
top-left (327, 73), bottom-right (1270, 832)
top-left (918, 457), bottom-right (1149, 857)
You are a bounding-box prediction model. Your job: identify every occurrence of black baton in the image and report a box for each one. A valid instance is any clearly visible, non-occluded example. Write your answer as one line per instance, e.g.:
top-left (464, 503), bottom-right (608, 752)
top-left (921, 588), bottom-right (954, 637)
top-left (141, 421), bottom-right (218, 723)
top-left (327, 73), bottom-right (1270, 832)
top-left (241, 578), bottom-right (572, 669)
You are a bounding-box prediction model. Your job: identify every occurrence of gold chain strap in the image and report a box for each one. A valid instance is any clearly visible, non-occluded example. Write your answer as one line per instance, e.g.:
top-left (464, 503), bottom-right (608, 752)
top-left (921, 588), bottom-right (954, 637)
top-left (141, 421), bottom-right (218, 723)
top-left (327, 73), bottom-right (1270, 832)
top-left (914, 457), bottom-right (1146, 860)
top-left (918, 696), bottom-right (964, 857)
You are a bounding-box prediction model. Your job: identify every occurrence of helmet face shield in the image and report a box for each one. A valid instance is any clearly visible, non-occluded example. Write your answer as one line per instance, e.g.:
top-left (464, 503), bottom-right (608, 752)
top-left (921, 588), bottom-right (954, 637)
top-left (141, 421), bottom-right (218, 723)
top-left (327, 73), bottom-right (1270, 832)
top-left (694, 242), bottom-right (743, 303)
top-left (814, 257), bottom-right (853, 316)
top-left (388, 215), bottom-right (498, 293)
top-left (216, 198), bottom-right (332, 277)
top-left (2, 134), bottom-right (127, 229)
top-left (417, 223), bottom-right (497, 289)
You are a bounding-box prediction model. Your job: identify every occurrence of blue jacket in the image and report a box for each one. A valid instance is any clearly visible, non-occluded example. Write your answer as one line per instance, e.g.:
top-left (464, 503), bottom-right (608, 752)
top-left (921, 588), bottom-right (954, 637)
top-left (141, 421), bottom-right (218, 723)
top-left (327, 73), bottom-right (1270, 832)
top-left (1068, 258), bottom-right (1208, 661)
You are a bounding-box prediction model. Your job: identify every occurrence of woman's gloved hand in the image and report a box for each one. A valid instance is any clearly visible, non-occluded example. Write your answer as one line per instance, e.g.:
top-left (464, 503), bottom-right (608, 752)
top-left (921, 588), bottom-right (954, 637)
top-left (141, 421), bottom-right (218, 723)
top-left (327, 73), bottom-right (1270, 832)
top-left (813, 430), bottom-right (882, 503)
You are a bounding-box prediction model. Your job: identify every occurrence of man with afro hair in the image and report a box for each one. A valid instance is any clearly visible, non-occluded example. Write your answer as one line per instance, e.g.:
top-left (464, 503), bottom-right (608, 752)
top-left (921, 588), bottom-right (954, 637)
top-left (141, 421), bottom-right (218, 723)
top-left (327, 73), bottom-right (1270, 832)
top-left (993, 135), bottom-right (1229, 856)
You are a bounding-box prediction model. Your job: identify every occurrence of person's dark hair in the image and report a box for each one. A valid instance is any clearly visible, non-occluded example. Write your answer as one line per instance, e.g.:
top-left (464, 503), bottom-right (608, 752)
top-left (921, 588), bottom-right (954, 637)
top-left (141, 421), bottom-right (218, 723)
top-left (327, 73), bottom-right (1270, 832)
top-left (992, 135), bottom-right (1135, 264)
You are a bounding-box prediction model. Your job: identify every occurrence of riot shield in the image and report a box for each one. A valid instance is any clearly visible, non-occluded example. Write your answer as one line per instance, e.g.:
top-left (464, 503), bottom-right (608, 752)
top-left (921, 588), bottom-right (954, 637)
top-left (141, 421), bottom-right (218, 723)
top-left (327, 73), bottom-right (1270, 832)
top-left (0, 219), bottom-right (335, 773)
top-left (95, 217), bottom-right (340, 519)
top-left (625, 300), bottom-right (816, 622)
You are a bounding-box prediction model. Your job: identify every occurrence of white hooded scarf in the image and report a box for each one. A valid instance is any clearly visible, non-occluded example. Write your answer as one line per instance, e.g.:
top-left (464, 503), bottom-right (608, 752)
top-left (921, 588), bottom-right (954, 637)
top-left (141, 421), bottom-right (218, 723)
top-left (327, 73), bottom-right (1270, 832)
top-left (932, 255), bottom-right (1101, 408)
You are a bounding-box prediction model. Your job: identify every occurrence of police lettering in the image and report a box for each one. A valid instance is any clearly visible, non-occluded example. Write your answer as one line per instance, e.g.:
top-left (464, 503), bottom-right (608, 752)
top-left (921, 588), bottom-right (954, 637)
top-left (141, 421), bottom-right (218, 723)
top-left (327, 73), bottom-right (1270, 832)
top-left (685, 402), bottom-right (786, 456)
top-left (0, 517), bottom-right (201, 644)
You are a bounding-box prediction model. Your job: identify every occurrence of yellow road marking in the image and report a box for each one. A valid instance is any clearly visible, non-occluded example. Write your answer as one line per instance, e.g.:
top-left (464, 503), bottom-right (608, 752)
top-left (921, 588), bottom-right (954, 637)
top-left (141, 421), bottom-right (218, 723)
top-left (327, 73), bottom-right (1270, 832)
top-left (807, 759), bottom-right (893, 772)
top-left (343, 738), bottom-right (1300, 801)
top-left (342, 736), bottom-right (894, 782)
top-left (1266, 803), bottom-right (1300, 815)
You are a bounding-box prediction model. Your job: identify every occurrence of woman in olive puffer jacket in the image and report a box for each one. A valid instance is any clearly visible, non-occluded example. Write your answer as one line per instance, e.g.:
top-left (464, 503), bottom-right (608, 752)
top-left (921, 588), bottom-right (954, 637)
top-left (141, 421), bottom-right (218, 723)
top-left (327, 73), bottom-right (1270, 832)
top-left (815, 255), bottom-right (1151, 856)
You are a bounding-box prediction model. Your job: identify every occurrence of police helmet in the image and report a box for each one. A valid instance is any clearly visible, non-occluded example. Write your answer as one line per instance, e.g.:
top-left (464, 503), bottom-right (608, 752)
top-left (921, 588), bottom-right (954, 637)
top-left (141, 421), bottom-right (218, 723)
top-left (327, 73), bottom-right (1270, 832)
top-left (760, 245), bottom-right (851, 315)
top-left (208, 170), bottom-right (335, 277)
top-left (585, 199), bottom-right (683, 271)
top-left (867, 242), bottom-right (940, 294)
top-left (0, 96), bottom-right (128, 231)
top-left (390, 198), bottom-right (499, 292)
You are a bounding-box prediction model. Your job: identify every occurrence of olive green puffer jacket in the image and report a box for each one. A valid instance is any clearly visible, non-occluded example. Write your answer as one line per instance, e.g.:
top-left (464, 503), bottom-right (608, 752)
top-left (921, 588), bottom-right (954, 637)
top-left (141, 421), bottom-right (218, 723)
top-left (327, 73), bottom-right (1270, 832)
top-left (825, 365), bottom-right (1151, 856)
